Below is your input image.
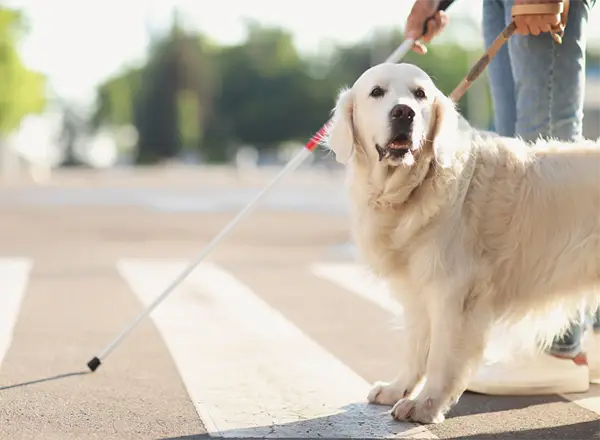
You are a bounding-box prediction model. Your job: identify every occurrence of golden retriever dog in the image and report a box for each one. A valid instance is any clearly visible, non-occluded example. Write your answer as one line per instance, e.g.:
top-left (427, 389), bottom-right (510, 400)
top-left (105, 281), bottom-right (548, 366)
top-left (323, 62), bottom-right (600, 424)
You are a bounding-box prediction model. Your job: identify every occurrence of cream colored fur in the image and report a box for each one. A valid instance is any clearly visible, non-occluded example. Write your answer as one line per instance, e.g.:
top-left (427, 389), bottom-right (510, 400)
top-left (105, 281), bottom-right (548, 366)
top-left (323, 62), bottom-right (600, 424)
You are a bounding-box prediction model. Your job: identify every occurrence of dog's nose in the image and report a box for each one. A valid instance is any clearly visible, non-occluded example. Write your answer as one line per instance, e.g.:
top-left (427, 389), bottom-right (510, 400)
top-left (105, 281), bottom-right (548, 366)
top-left (390, 104), bottom-right (415, 121)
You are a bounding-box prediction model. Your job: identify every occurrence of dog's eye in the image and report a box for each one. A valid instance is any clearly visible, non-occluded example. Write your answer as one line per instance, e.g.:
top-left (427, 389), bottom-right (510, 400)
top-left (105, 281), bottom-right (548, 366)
top-left (413, 88), bottom-right (426, 99)
top-left (370, 86), bottom-right (385, 98)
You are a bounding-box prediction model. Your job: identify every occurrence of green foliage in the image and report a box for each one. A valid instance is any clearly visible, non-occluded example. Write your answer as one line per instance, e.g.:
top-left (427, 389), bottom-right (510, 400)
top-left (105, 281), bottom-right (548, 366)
top-left (0, 7), bottom-right (46, 136)
top-left (88, 19), bottom-right (509, 164)
top-left (177, 89), bottom-right (200, 150)
top-left (92, 67), bottom-right (142, 128)
top-left (203, 26), bottom-right (334, 155)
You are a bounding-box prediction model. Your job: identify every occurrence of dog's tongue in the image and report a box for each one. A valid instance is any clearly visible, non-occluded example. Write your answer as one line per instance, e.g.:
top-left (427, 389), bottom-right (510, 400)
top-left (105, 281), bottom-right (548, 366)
top-left (388, 141), bottom-right (409, 150)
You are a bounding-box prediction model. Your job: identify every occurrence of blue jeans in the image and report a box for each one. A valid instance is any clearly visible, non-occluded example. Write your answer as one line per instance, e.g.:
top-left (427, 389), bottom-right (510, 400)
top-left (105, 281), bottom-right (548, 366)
top-left (482, 0), bottom-right (597, 356)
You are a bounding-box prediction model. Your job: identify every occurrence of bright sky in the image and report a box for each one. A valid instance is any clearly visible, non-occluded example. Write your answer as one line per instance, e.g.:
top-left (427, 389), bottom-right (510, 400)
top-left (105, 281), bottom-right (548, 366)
top-left (5, 0), bottom-right (600, 111)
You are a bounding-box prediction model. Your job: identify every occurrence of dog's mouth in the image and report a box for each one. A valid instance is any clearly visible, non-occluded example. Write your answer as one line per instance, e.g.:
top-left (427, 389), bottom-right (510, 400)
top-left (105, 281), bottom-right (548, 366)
top-left (375, 132), bottom-right (411, 161)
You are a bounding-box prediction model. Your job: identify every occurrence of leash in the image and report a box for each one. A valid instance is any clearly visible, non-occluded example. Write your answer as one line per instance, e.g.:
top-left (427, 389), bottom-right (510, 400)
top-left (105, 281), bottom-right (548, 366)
top-left (449, 21), bottom-right (517, 103)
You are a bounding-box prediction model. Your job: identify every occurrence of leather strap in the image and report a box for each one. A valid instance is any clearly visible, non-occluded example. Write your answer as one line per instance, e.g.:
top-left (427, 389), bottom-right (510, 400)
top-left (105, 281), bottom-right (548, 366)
top-left (449, 21), bottom-right (518, 102)
top-left (512, 3), bottom-right (564, 16)
top-left (511, 0), bottom-right (570, 43)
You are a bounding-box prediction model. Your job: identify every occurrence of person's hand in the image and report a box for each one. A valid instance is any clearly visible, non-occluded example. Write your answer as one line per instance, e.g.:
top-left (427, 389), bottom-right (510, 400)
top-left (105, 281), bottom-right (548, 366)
top-left (404, 0), bottom-right (449, 55)
top-left (511, 0), bottom-right (568, 39)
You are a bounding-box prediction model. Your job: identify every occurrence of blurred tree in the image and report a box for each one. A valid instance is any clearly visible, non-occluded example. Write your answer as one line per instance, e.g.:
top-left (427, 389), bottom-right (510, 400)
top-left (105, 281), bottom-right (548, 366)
top-left (132, 34), bottom-right (180, 164)
top-left (203, 21), bottom-right (339, 161)
top-left (59, 102), bottom-right (89, 166)
top-left (93, 10), bottom-right (218, 164)
top-left (92, 67), bottom-right (143, 129)
top-left (0, 7), bottom-right (46, 137)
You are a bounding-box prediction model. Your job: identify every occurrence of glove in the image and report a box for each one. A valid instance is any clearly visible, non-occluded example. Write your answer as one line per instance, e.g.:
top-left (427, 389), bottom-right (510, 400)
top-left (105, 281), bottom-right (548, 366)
top-left (511, 0), bottom-right (570, 43)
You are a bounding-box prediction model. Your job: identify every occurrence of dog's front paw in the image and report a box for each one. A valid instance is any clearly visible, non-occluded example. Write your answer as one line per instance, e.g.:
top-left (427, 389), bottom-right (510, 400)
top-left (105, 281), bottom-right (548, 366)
top-left (367, 381), bottom-right (410, 406)
top-left (391, 398), bottom-right (445, 424)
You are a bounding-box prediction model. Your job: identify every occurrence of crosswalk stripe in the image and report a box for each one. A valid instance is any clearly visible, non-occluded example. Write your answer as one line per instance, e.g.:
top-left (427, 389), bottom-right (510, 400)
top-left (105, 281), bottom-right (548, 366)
top-left (312, 261), bottom-right (600, 417)
top-left (0, 258), bottom-right (33, 368)
top-left (116, 259), bottom-right (436, 439)
top-left (560, 392), bottom-right (600, 415)
top-left (310, 262), bottom-right (403, 316)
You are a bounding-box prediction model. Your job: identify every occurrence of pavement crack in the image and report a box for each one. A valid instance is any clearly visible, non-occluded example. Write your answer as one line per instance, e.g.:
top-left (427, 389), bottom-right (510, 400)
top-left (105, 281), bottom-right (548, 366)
top-left (261, 419), bottom-right (277, 439)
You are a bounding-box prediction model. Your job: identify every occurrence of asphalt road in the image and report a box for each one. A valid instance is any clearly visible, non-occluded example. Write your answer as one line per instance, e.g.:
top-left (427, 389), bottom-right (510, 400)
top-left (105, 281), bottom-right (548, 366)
top-left (0, 167), bottom-right (598, 440)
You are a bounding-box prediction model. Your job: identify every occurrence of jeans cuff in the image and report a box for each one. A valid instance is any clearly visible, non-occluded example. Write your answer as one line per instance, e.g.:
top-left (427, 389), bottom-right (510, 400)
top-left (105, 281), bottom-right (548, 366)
top-left (549, 343), bottom-right (582, 357)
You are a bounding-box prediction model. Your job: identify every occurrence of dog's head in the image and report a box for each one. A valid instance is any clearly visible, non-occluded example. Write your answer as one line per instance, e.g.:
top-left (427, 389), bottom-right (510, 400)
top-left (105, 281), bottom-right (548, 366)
top-left (325, 63), bottom-right (458, 168)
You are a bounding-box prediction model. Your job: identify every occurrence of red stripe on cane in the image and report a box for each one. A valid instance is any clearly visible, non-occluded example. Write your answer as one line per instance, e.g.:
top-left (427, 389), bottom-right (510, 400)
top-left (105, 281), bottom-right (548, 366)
top-left (305, 122), bottom-right (331, 151)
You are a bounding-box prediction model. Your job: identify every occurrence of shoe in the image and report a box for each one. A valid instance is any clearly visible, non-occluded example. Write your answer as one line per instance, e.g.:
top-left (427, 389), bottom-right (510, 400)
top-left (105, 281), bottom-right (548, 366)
top-left (583, 331), bottom-right (600, 383)
top-left (467, 351), bottom-right (590, 395)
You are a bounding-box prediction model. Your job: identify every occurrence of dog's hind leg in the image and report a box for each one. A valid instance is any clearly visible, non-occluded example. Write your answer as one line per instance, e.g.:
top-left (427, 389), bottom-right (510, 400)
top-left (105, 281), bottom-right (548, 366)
top-left (367, 296), bottom-right (430, 406)
top-left (390, 281), bottom-right (493, 424)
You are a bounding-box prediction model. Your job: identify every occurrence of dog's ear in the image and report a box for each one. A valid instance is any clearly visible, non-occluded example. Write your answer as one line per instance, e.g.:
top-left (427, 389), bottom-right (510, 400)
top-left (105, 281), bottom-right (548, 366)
top-left (426, 98), bottom-right (444, 144)
top-left (423, 94), bottom-right (459, 166)
top-left (419, 96), bottom-right (444, 158)
top-left (324, 87), bottom-right (355, 164)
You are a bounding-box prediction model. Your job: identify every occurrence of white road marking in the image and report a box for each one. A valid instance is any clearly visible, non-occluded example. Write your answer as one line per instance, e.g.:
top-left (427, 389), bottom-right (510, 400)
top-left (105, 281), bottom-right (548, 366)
top-left (0, 258), bottom-right (33, 367)
top-left (561, 391), bottom-right (600, 416)
top-left (313, 262), bottom-right (600, 416)
top-left (310, 262), bottom-right (403, 316)
top-left (117, 259), bottom-right (435, 439)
